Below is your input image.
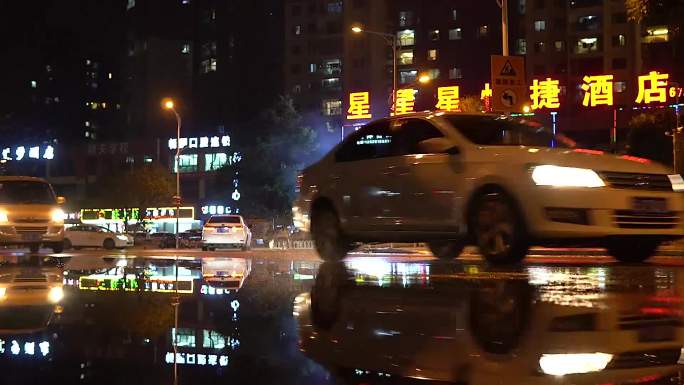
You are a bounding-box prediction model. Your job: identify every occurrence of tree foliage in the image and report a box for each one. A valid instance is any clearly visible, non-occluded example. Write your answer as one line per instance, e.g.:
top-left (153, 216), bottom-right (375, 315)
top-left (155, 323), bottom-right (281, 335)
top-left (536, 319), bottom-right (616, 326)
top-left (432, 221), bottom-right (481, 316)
top-left (459, 96), bottom-right (484, 113)
top-left (94, 163), bottom-right (175, 218)
top-left (626, 110), bottom-right (675, 165)
top-left (215, 96), bottom-right (317, 219)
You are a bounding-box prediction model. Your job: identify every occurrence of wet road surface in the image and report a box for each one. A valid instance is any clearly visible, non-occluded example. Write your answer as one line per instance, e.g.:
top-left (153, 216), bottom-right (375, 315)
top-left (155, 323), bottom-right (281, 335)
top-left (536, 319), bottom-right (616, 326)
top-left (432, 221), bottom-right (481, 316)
top-left (0, 252), bottom-right (683, 384)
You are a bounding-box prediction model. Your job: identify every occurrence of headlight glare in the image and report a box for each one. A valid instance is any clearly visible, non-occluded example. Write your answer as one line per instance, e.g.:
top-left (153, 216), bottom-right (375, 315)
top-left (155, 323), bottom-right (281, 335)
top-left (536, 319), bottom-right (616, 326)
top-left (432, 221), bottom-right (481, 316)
top-left (51, 209), bottom-right (66, 223)
top-left (539, 353), bottom-right (613, 376)
top-left (0, 211), bottom-right (8, 223)
top-left (668, 174), bottom-right (684, 192)
top-left (48, 287), bottom-right (64, 303)
top-left (532, 165), bottom-right (605, 188)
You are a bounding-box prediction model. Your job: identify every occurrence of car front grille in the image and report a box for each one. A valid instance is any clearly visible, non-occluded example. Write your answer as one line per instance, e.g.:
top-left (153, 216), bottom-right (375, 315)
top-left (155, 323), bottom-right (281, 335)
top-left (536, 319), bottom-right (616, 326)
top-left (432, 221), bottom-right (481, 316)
top-left (619, 314), bottom-right (682, 330)
top-left (606, 348), bottom-right (681, 369)
top-left (600, 172), bottom-right (673, 191)
top-left (11, 218), bottom-right (49, 224)
top-left (16, 226), bottom-right (48, 233)
top-left (614, 210), bottom-right (680, 229)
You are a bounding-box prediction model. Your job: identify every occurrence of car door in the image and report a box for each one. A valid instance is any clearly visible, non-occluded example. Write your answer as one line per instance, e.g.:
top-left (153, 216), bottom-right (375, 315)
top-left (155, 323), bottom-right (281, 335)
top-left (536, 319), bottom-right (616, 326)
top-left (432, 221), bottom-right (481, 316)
top-left (333, 120), bottom-right (402, 231)
top-left (390, 118), bottom-right (464, 231)
top-left (67, 226), bottom-right (86, 246)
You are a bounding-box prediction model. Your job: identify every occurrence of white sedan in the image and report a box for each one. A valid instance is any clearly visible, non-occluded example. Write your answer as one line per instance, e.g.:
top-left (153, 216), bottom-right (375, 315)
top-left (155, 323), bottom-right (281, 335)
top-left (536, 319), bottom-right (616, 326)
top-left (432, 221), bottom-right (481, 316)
top-left (64, 225), bottom-right (133, 250)
top-left (294, 112), bottom-right (684, 264)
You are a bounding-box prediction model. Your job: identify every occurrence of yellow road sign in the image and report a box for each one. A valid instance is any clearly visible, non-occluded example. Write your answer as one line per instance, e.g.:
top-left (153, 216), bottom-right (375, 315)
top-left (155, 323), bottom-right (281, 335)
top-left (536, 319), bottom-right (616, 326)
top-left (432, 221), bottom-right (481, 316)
top-left (491, 55), bottom-right (527, 113)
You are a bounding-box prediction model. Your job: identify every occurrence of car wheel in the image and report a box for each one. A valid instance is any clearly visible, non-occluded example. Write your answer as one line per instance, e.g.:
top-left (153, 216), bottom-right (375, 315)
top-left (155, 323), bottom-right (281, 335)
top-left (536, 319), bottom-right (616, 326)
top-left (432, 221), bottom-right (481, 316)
top-left (311, 262), bottom-right (351, 330)
top-left (51, 242), bottom-right (64, 254)
top-left (428, 240), bottom-right (466, 260)
top-left (607, 238), bottom-right (659, 263)
top-left (63, 238), bottom-right (73, 250)
top-left (29, 243), bottom-right (40, 254)
top-left (470, 190), bottom-right (528, 264)
top-left (311, 205), bottom-right (351, 262)
top-left (103, 238), bottom-right (115, 250)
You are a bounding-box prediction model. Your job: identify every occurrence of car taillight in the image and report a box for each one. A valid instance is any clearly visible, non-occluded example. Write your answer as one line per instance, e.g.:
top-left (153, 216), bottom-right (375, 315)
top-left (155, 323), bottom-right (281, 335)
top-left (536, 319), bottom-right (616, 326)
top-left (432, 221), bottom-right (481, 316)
top-left (295, 172), bottom-right (304, 193)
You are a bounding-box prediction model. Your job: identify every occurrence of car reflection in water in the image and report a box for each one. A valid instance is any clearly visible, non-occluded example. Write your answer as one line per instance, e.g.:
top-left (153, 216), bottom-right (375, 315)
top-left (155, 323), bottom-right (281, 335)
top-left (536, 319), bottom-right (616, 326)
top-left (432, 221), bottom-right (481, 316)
top-left (297, 260), bottom-right (684, 385)
top-left (0, 266), bottom-right (63, 334)
top-left (202, 257), bottom-right (252, 293)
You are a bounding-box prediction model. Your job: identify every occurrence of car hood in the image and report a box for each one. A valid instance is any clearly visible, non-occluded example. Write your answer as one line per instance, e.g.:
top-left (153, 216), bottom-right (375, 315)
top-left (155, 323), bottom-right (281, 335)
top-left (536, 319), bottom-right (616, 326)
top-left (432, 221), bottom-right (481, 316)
top-left (476, 146), bottom-right (673, 174)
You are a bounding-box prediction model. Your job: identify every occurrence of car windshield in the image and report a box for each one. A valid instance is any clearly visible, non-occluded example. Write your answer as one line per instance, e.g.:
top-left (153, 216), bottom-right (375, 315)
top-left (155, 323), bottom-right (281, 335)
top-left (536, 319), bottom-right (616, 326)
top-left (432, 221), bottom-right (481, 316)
top-left (0, 181), bottom-right (56, 204)
top-left (207, 216), bottom-right (241, 224)
top-left (445, 115), bottom-right (576, 148)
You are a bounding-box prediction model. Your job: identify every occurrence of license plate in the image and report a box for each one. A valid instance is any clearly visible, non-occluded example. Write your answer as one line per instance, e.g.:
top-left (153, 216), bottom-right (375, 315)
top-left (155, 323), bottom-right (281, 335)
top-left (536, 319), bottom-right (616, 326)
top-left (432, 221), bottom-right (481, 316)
top-left (217, 227), bottom-right (230, 233)
top-left (632, 198), bottom-right (668, 213)
top-left (639, 325), bottom-right (675, 342)
top-left (22, 233), bottom-right (41, 241)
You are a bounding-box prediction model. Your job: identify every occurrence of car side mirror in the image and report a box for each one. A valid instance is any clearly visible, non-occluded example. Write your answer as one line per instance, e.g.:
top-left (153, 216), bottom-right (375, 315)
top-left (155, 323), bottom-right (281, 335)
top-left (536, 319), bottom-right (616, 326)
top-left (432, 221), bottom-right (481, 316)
top-left (56, 196), bottom-right (66, 205)
top-left (418, 138), bottom-right (460, 155)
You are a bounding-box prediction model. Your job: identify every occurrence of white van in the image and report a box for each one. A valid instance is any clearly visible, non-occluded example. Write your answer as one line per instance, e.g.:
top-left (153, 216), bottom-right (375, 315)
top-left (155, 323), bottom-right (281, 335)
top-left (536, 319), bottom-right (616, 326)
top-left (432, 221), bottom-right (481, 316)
top-left (0, 176), bottom-right (66, 253)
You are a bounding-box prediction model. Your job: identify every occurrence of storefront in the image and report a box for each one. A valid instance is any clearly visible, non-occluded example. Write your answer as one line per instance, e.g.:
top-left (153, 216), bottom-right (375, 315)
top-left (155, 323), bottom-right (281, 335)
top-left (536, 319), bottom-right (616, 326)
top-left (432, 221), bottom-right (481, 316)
top-left (80, 207), bottom-right (200, 233)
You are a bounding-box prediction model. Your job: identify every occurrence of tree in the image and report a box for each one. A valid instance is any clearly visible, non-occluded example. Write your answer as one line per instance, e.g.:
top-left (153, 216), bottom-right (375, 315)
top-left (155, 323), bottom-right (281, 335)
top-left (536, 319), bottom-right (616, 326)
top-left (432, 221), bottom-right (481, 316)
top-left (459, 96), bottom-right (484, 113)
top-left (626, 110), bottom-right (675, 166)
top-left (95, 163), bottom-right (175, 223)
top-left (214, 96), bottom-right (317, 220)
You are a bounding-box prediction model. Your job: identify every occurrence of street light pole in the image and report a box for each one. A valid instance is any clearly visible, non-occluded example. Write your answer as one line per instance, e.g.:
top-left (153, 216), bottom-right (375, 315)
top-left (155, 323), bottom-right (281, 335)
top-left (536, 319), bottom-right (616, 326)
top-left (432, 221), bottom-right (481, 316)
top-left (498, 0), bottom-right (509, 56)
top-left (172, 108), bottom-right (181, 250)
top-left (352, 26), bottom-right (398, 115)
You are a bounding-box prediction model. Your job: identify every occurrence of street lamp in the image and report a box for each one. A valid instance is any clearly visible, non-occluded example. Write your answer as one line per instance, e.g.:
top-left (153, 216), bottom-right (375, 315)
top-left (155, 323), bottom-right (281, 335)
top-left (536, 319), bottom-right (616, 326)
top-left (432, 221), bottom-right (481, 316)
top-left (351, 24), bottom-right (398, 115)
top-left (162, 98), bottom-right (182, 250)
top-left (418, 73), bottom-right (432, 85)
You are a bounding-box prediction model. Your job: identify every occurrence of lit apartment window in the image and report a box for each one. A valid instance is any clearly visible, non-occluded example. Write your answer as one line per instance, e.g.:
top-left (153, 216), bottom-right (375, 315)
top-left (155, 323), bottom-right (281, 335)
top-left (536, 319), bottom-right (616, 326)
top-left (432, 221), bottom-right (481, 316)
top-left (398, 11), bottom-right (414, 27)
top-left (327, 1), bottom-right (342, 13)
top-left (174, 154), bottom-right (198, 173)
top-left (448, 67), bottom-right (462, 79)
top-left (201, 41), bottom-right (217, 58)
top-left (449, 28), bottom-right (462, 40)
top-left (399, 70), bottom-right (417, 84)
top-left (398, 50), bottom-right (414, 65)
top-left (127, 0), bottom-right (135, 10)
top-left (321, 78), bottom-right (340, 89)
top-left (205, 153), bottom-right (228, 171)
top-left (516, 39), bottom-right (527, 54)
top-left (181, 0), bottom-right (190, 4)
top-left (200, 58), bottom-right (217, 73)
top-left (292, 84), bottom-right (302, 94)
top-left (30, 80), bottom-right (37, 88)
top-left (172, 329), bottom-right (196, 347)
top-left (181, 43), bottom-right (191, 54)
top-left (309, 63), bottom-right (317, 73)
top-left (321, 59), bottom-right (342, 75)
top-left (478, 25), bottom-right (488, 37)
top-left (427, 49), bottom-right (438, 61)
top-left (534, 41), bottom-right (545, 53)
top-left (577, 15), bottom-right (601, 31)
top-left (451, 9), bottom-right (458, 20)
top-left (322, 99), bottom-right (342, 116)
top-left (534, 20), bottom-right (546, 32)
top-left (612, 34), bottom-right (626, 47)
top-left (554, 40), bottom-right (564, 51)
top-left (294, 25), bottom-right (302, 35)
top-left (575, 37), bottom-right (599, 54)
top-left (643, 26), bottom-right (669, 43)
top-left (427, 68), bottom-right (440, 79)
top-left (615, 81), bottom-right (627, 93)
top-left (397, 29), bottom-right (415, 46)
top-left (85, 121), bottom-right (90, 127)
top-left (126, 156), bottom-right (134, 164)
top-left (519, 0), bottom-right (526, 14)
top-left (429, 29), bottom-right (440, 41)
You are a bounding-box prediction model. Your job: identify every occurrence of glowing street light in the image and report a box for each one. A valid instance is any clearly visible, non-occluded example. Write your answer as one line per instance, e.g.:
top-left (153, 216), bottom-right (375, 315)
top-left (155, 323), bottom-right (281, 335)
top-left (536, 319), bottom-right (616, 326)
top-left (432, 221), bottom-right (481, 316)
top-left (523, 105), bottom-right (531, 113)
top-left (161, 98), bottom-right (182, 250)
top-left (351, 23), bottom-right (397, 115)
top-left (418, 74), bottom-right (432, 84)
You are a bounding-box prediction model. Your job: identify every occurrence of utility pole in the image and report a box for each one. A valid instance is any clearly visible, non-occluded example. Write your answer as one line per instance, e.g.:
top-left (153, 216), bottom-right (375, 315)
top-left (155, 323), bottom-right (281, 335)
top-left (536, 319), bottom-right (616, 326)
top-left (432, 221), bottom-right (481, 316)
top-left (500, 0), bottom-right (509, 56)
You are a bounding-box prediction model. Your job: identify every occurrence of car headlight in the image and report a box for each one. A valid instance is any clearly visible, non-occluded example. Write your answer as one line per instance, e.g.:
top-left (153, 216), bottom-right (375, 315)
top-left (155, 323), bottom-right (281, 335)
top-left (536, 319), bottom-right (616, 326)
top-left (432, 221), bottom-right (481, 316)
top-left (116, 235), bottom-right (128, 241)
top-left (532, 165), bottom-right (605, 188)
top-left (0, 287), bottom-right (6, 299)
top-left (51, 209), bottom-right (66, 223)
top-left (0, 211), bottom-right (8, 223)
top-left (539, 353), bottom-right (613, 376)
top-left (48, 286), bottom-right (64, 303)
top-left (668, 174), bottom-right (684, 192)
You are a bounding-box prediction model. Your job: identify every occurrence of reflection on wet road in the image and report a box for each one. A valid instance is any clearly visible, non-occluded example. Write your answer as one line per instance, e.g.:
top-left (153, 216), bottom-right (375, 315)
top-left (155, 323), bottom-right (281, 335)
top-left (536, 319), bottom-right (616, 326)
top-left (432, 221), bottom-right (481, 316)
top-left (0, 254), bottom-right (683, 384)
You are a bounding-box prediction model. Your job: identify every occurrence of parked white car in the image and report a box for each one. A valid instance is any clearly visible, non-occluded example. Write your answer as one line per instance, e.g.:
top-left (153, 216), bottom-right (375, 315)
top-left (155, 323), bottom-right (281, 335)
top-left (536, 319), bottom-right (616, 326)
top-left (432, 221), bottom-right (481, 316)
top-left (294, 112), bottom-right (684, 263)
top-left (64, 225), bottom-right (133, 250)
top-left (202, 215), bottom-right (252, 251)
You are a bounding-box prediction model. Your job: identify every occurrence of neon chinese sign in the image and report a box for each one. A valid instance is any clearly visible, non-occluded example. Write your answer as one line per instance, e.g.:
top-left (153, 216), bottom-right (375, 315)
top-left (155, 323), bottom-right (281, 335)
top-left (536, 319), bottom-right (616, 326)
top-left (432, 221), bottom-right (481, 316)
top-left (1, 145), bottom-right (54, 161)
top-left (168, 136), bottom-right (231, 150)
